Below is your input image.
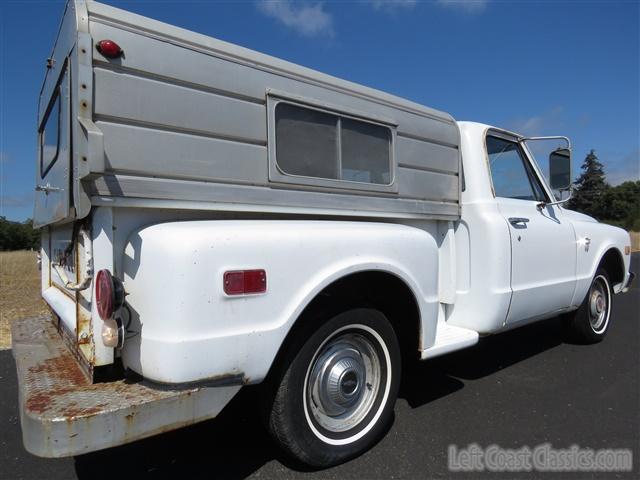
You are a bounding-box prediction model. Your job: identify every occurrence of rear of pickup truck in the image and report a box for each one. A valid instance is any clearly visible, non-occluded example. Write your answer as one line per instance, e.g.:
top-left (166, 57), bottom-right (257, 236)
top-left (16, 0), bottom-right (450, 459)
top-left (14, 0), bottom-right (243, 457)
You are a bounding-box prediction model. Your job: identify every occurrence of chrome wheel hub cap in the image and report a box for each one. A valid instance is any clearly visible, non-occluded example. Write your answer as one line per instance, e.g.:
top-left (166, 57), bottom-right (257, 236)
top-left (589, 276), bottom-right (609, 332)
top-left (306, 332), bottom-right (381, 433)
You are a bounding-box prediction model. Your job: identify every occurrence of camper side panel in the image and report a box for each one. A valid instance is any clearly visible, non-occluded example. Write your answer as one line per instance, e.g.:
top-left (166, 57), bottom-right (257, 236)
top-left (85, 11), bottom-right (460, 219)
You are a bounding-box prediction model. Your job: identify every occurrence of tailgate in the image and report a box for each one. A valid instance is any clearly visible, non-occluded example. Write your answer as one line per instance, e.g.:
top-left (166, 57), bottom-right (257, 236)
top-left (41, 223), bottom-right (94, 370)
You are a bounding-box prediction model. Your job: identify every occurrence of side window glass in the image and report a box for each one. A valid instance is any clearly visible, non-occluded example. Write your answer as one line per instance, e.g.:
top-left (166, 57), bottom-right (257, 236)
top-left (486, 135), bottom-right (545, 201)
top-left (275, 103), bottom-right (338, 180)
top-left (40, 89), bottom-right (61, 177)
top-left (341, 118), bottom-right (391, 184)
top-left (274, 102), bottom-right (392, 186)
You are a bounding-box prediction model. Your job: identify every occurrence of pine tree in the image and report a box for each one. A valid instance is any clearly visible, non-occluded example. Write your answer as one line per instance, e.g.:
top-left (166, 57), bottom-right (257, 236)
top-left (568, 149), bottom-right (609, 219)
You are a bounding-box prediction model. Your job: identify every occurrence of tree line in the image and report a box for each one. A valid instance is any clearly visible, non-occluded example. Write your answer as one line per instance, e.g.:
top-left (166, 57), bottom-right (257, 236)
top-left (568, 150), bottom-right (640, 232)
top-left (0, 150), bottom-right (637, 251)
top-left (0, 217), bottom-right (40, 251)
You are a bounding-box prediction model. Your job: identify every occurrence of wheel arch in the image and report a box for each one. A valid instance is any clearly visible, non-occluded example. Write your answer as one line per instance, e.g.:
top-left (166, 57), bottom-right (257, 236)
top-left (597, 247), bottom-right (626, 290)
top-left (264, 269), bottom-right (423, 384)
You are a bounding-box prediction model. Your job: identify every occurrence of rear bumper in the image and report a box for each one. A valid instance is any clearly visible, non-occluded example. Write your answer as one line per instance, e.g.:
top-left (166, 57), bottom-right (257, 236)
top-left (11, 315), bottom-right (240, 458)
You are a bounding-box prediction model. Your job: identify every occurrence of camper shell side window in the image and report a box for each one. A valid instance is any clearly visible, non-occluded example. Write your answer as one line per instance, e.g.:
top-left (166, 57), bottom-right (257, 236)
top-left (268, 94), bottom-right (397, 193)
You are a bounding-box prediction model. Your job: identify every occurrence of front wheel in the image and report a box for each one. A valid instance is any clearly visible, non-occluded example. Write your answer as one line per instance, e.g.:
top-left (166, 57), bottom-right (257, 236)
top-left (564, 267), bottom-right (613, 343)
top-left (264, 308), bottom-right (401, 468)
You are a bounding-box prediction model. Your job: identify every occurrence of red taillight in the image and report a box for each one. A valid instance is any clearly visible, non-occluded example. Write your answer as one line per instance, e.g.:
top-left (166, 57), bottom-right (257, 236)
top-left (95, 269), bottom-right (125, 320)
top-left (96, 39), bottom-right (123, 59)
top-left (96, 269), bottom-right (114, 319)
top-left (224, 269), bottom-right (267, 295)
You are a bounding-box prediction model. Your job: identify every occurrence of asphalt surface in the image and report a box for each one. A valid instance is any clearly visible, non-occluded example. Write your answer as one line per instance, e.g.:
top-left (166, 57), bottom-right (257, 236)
top-left (1, 254), bottom-right (638, 479)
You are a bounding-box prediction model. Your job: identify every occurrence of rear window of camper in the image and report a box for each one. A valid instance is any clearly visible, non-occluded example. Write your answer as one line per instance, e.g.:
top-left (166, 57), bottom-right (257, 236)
top-left (274, 102), bottom-right (392, 186)
top-left (40, 89), bottom-right (61, 177)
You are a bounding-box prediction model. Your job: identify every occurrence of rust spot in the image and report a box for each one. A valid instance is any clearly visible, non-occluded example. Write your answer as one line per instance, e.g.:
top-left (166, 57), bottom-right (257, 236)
top-left (62, 403), bottom-right (108, 419)
top-left (125, 411), bottom-right (136, 429)
top-left (25, 354), bottom-right (92, 414)
top-left (28, 355), bottom-right (89, 387)
top-left (26, 388), bottom-right (73, 414)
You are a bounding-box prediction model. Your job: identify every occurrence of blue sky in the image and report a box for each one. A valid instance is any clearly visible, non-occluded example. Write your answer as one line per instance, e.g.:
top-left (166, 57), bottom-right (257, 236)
top-left (1, 0), bottom-right (638, 221)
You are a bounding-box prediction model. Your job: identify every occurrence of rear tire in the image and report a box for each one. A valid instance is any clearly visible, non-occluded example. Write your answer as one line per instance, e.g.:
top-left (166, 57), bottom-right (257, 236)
top-left (564, 267), bottom-right (613, 344)
top-left (264, 308), bottom-right (401, 468)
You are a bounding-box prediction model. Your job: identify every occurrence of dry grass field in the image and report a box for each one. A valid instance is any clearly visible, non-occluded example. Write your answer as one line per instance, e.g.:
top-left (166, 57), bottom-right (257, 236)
top-left (0, 251), bottom-right (48, 349)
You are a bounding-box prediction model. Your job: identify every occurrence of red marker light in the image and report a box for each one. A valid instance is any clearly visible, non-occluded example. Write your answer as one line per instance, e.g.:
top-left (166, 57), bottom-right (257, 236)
top-left (95, 269), bottom-right (125, 320)
top-left (96, 40), bottom-right (123, 59)
top-left (224, 270), bottom-right (267, 295)
top-left (95, 269), bottom-right (114, 320)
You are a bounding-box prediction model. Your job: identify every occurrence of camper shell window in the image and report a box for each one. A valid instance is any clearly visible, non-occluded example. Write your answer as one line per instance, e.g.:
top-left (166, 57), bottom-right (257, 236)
top-left (269, 97), bottom-right (396, 192)
top-left (40, 88), bottom-right (61, 178)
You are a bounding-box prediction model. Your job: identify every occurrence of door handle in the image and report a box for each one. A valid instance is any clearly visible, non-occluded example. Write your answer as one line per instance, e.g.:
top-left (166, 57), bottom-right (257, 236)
top-left (508, 217), bottom-right (530, 226)
top-left (35, 183), bottom-right (62, 194)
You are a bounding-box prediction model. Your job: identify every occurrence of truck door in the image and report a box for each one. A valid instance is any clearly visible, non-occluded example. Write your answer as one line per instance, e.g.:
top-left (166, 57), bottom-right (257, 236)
top-left (34, 61), bottom-right (71, 228)
top-left (486, 133), bottom-right (576, 325)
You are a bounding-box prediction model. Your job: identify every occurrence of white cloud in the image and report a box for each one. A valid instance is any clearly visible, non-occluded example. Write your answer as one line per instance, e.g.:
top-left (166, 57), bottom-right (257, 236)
top-left (507, 106), bottom-right (565, 137)
top-left (257, 1), bottom-right (334, 37)
top-left (367, 0), bottom-right (417, 11)
top-left (436, 0), bottom-right (489, 14)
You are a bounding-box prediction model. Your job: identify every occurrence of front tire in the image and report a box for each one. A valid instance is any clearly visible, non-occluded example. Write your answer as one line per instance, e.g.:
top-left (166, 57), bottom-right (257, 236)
top-left (264, 308), bottom-right (401, 468)
top-left (564, 267), bottom-right (613, 344)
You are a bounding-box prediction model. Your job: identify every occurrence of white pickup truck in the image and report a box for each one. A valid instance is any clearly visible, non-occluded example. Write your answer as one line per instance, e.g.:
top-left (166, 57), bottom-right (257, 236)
top-left (14, 0), bottom-right (634, 467)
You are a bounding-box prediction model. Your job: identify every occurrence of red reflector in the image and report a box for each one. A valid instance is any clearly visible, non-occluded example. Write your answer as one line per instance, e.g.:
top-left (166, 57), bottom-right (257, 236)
top-left (224, 270), bottom-right (267, 295)
top-left (95, 269), bottom-right (114, 320)
top-left (95, 269), bottom-right (125, 320)
top-left (96, 40), bottom-right (123, 59)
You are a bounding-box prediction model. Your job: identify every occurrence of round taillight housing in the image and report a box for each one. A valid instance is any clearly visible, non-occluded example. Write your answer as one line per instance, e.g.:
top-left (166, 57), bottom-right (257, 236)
top-left (96, 39), bottom-right (123, 59)
top-left (96, 269), bottom-right (114, 320)
top-left (95, 269), bottom-right (124, 320)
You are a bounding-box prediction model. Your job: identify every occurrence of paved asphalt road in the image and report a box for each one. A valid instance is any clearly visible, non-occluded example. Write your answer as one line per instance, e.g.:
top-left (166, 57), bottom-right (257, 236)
top-left (2, 254), bottom-right (638, 479)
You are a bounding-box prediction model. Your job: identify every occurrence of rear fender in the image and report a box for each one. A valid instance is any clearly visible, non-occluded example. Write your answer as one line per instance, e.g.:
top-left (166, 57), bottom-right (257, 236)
top-left (119, 220), bottom-right (439, 384)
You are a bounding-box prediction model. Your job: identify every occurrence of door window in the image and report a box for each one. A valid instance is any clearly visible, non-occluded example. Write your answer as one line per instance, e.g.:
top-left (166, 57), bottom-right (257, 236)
top-left (486, 135), bottom-right (546, 201)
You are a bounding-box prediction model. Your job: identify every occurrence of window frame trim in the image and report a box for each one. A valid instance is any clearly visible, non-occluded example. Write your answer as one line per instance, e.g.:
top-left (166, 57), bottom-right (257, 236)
top-left (267, 91), bottom-right (398, 194)
top-left (484, 129), bottom-right (550, 203)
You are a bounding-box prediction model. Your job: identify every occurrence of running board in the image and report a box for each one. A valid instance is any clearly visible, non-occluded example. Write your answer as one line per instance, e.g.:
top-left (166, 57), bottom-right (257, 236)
top-left (420, 324), bottom-right (479, 360)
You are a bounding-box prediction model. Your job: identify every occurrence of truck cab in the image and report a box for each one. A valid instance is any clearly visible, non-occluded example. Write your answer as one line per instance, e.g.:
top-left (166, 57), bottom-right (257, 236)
top-left (448, 122), bottom-right (632, 338)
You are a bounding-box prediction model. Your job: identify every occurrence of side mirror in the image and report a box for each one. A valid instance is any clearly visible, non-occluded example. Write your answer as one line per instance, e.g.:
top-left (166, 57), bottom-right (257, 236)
top-left (549, 147), bottom-right (572, 191)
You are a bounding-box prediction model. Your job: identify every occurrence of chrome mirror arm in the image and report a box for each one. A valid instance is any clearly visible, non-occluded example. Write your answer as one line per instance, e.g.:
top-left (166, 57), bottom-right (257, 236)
top-left (537, 188), bottom-right (573, 210)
